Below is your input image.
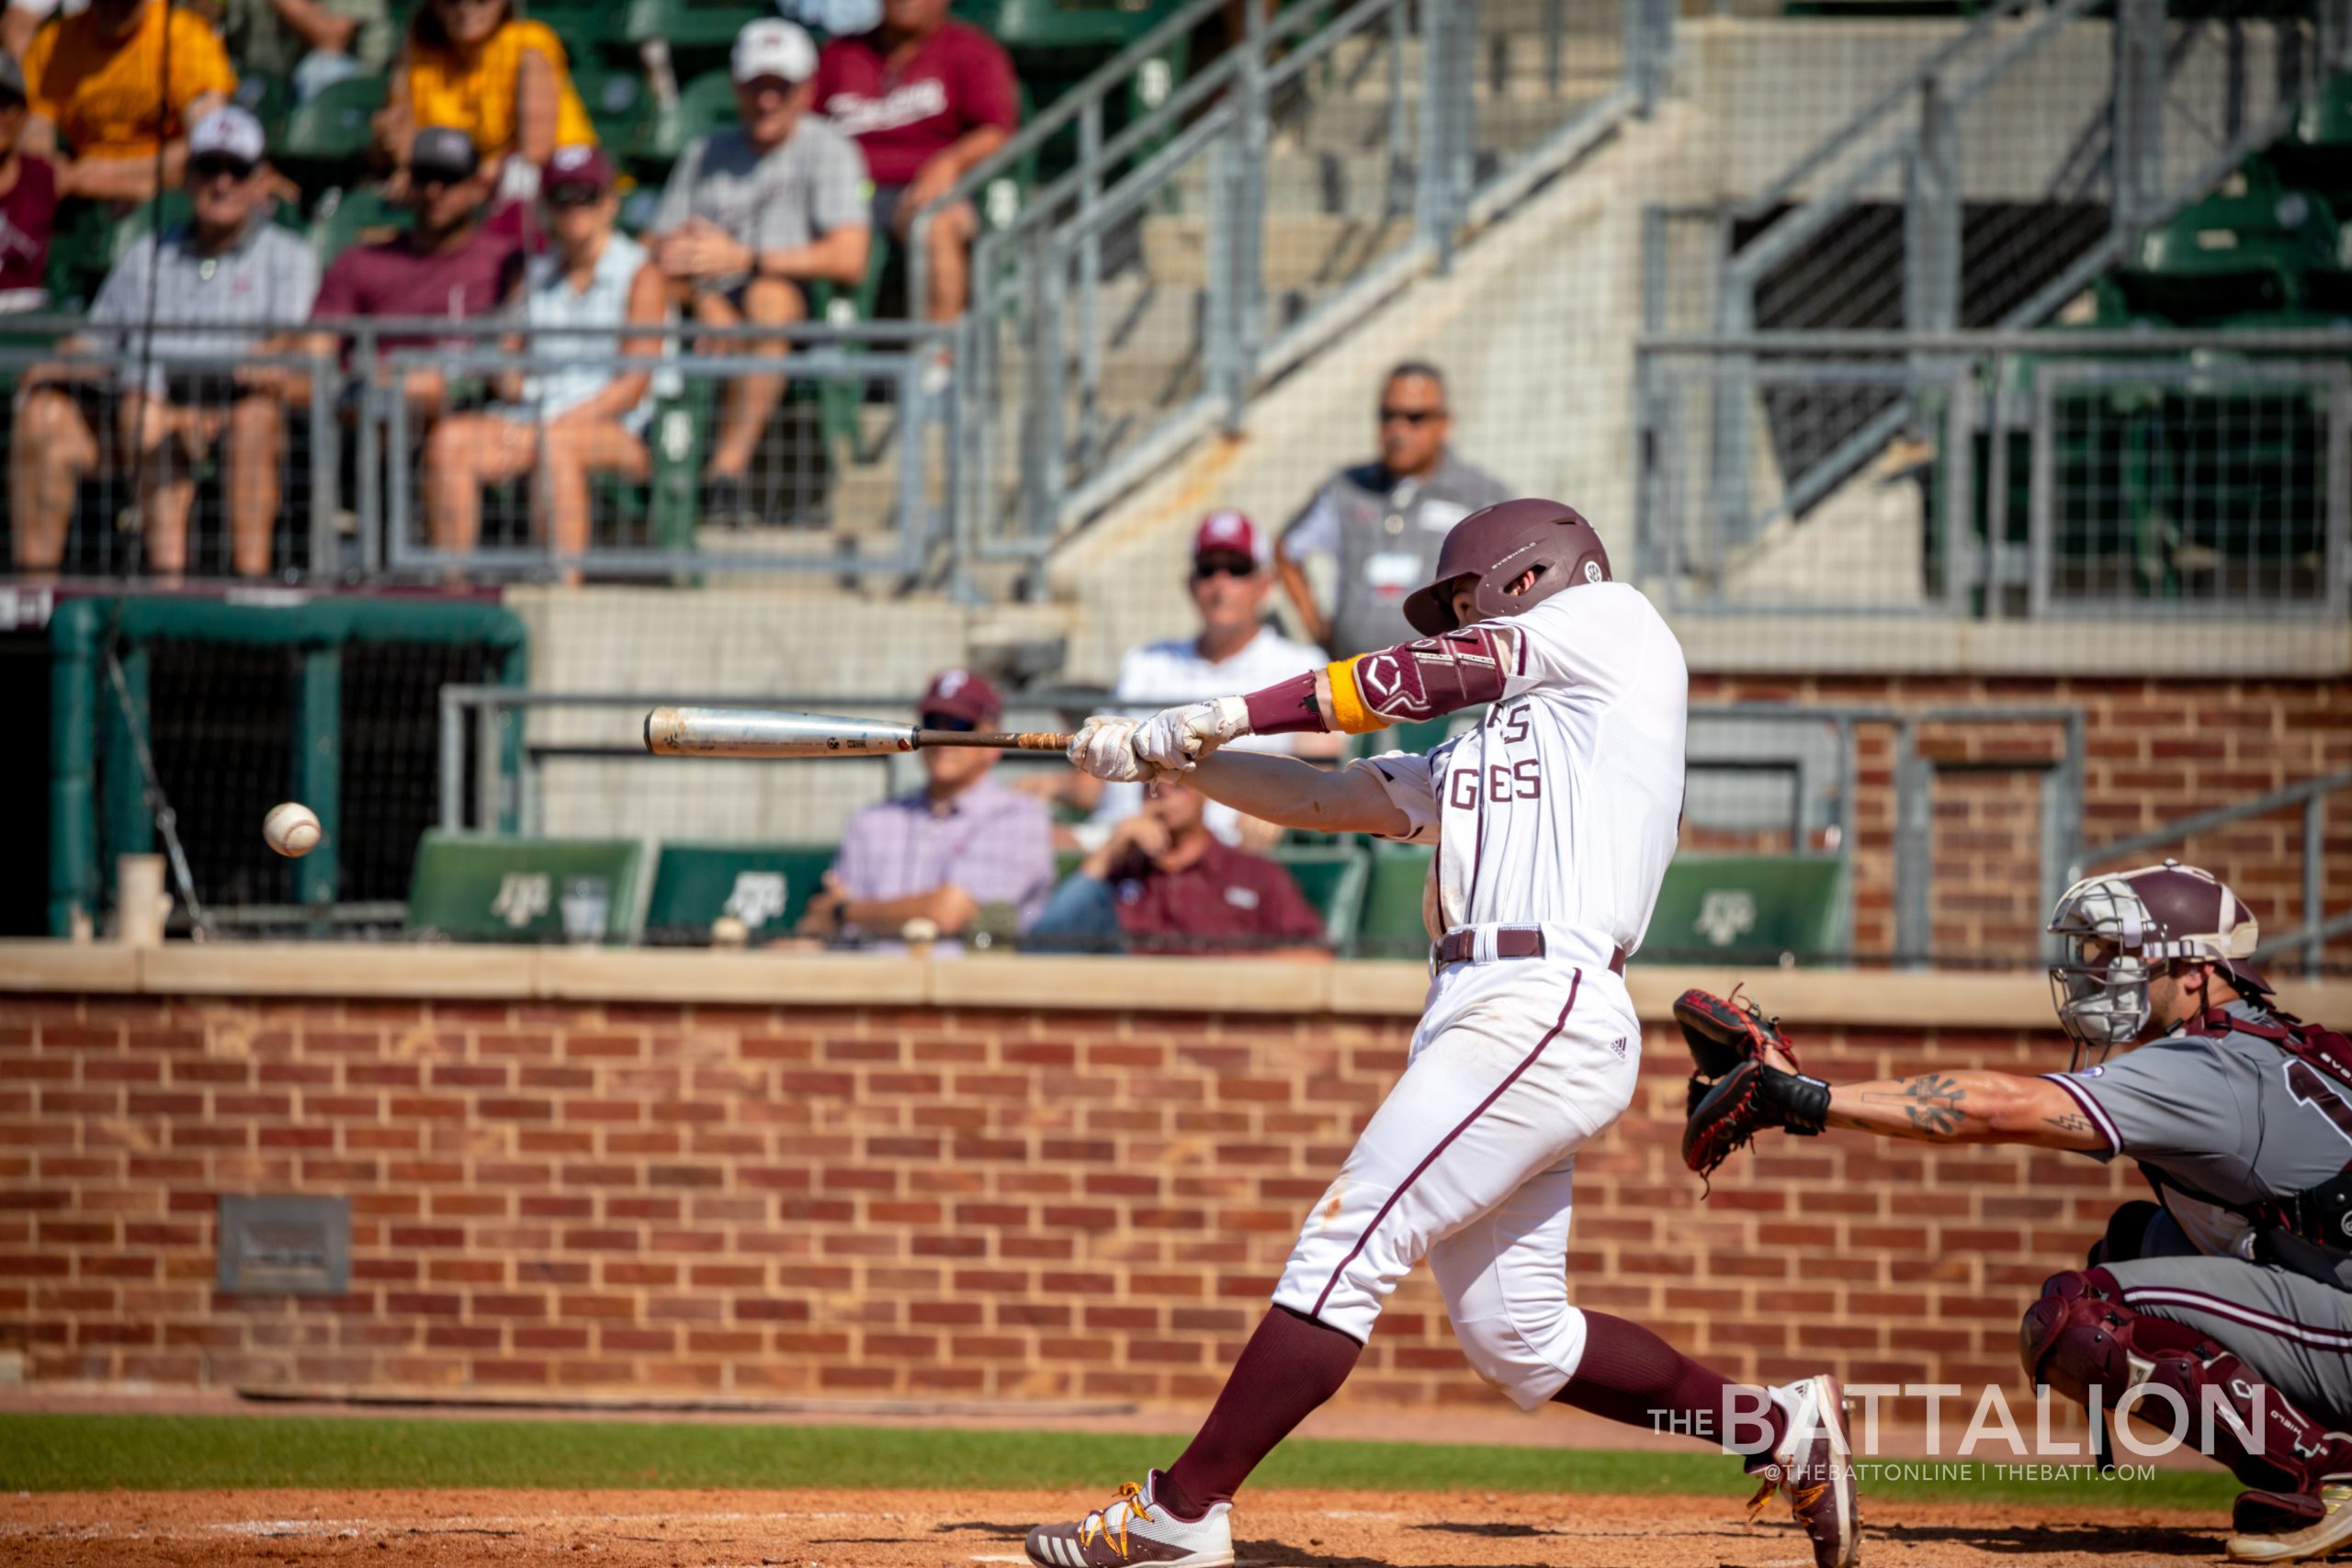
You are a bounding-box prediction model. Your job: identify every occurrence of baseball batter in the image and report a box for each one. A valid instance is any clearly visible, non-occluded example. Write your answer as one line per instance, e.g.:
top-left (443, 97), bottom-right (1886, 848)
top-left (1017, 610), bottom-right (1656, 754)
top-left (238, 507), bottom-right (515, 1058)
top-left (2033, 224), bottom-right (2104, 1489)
top-left (1024, 499), bottom-right (1860, 1568)
top-left (1687, 860), bottom-right (2352, 1563)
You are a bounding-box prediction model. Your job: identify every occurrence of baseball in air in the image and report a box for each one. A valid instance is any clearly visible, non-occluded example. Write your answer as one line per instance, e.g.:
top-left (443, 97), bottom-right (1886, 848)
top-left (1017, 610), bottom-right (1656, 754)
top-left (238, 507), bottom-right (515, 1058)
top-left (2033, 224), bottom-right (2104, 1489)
top-left (263, 802), bottom-right (322, 858)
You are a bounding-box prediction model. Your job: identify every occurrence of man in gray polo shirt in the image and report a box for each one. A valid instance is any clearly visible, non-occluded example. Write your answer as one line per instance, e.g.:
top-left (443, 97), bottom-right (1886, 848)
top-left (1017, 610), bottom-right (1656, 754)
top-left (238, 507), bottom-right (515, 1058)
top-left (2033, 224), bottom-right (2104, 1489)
top-left (1274, 360), bottom-right (1512, 658)
top-left (647, 17), bottom-right (871, 527)
top-left (9, 105), bottom-right (316, 581)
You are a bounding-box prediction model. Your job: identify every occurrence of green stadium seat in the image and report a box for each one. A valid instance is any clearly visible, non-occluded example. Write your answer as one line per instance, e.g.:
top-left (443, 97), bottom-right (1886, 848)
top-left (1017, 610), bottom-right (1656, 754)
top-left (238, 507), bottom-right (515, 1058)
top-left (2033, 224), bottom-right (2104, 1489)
top-left (1272, 842), bottom-right (1367, 948)
top-left (624, 69), bottom-right (741, 167)
top-left (407, 830), bottom-right (654, 943)
top-left (307, 185), bottom-right (406, 265)
top-left (1643, 853), bottom-right (1844, 964)
top-left (571, 60), bottom-right (654, 151)
top-left (643, 841), bottom-right (839, 942)
top-left (1354, 843), bottom-right (1431, 960)
top-left (2111, 186), bottom-right (2339, 324)
top-left (280, 73), bottom-right (388, 167)
top-left (620, 0), bottom-right (765, 53)
top-left (2267, 73), bottom-right (2352, 219)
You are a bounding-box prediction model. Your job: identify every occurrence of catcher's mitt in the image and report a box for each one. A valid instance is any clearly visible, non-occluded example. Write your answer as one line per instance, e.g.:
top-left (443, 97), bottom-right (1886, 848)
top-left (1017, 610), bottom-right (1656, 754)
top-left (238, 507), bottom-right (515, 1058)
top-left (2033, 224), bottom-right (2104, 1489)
top-left (1676, 987), bottom-right (1832, 1181)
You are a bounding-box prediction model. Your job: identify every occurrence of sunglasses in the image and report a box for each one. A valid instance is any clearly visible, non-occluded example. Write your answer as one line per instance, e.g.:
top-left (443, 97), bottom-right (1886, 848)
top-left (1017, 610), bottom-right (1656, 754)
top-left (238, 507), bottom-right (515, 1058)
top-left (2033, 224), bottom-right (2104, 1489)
top-left (1378, 407), bottom-right (1442, 425)
top-left (189, 156), bottom-right (255, 182)
top-left (546, 185), bottom-right (603, 209)
top-left (1192, 558), bottom-right (1255, 581)
top-left (920, 712), bottom-right (978, 733)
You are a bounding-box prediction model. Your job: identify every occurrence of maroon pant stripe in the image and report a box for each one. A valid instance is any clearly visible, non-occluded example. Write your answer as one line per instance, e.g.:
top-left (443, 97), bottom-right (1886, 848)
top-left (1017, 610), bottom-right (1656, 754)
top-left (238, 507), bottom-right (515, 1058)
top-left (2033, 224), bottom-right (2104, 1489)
top-left (1309, 969), bottom-right (1583, 1318)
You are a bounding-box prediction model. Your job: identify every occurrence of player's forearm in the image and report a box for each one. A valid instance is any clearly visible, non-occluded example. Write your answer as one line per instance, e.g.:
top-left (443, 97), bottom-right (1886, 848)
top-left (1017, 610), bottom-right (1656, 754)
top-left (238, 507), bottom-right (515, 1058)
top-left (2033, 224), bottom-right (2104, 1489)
top-left (1240, 624), bottom-right (1512, 738)
top-left (1186, 749), bottom-right (1408, 837)
top-left (1826, 1071), bottom-right (2072, 1145)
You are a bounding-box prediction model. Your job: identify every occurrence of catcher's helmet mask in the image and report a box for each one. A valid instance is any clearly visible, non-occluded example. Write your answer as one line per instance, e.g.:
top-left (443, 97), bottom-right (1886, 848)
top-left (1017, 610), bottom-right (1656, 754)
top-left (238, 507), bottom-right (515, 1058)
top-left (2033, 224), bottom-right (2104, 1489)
top-left (2045, 858), bottom-right (2267, 1070)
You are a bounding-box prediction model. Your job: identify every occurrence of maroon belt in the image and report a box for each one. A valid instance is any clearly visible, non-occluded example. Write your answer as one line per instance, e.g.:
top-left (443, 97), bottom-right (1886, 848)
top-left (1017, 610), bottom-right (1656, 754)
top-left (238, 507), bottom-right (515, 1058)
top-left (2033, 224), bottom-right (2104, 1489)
top-left (1430, 929), bottom-right (1627, 975)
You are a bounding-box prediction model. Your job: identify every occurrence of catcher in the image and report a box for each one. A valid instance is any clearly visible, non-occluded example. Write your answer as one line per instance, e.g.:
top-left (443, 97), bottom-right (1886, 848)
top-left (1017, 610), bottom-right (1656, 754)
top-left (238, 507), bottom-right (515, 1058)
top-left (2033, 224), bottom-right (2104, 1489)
top-left (1685, 860), bottom-right (2352, 1564)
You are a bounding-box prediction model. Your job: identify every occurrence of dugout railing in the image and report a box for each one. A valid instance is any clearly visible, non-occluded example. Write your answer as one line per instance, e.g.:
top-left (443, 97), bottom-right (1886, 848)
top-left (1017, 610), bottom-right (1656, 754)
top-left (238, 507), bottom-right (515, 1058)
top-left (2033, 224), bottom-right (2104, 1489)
top-left (434, 684), bottom-right (2094, 966)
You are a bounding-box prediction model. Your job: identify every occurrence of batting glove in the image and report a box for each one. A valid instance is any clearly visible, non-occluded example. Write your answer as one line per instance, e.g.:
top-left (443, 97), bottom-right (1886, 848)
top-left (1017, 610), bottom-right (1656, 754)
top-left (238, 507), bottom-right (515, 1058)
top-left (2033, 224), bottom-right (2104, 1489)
top-left (1134, 696), bottom-right (1250, 774)
top-left (1068, 715), bottom-right (1161, 784)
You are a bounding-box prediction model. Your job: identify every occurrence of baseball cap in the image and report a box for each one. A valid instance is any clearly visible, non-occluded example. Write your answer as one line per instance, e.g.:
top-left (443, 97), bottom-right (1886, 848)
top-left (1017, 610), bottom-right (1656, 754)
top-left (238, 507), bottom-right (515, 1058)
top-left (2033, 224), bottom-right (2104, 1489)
top-left (1192, 509), bottom-right (1268, 567)
top-left (187, 106), bottom-right (266, 170)
top-left (409, 126), bottom-right (481, 184)
top-left (544, 143), bottom-right (616, 199)
top-left (0, 53), bottom-right (26, 105)
top-left (919, 668), bottom-right (1002, 727)
top-left (732, 18), bottom-right (817, 85)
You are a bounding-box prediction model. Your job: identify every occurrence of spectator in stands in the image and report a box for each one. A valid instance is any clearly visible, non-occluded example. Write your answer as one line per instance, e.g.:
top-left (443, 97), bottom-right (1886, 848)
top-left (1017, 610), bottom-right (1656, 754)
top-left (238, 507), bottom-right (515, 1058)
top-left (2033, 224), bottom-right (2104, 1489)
top-left (1027, 778), bottom-right (1329, 957)
top-left (647, 18), bottom-right (868, 527)
top-left (18, 0), bottom-right (235, 203)
top-left (1276, 361), bottom-right (1512, 657)
top-left (0, 55), bottom-right (59, 314)
top-left (422, 146), bottom-right (664, 581)
top-left (813, 0), bottom-right (1017, 322)
top-left (377, 0), bottom-right (594, 199)
top-left (797, 668), bottom-right (1056, 943)
top-left (11, 107), bottom-right (314, 581)
top-left (215, 0), bottom-right (394, 107)
top-left (307, 128), bottom-right (526, 427)
top-left (1030, 510), bottom-right (1340, 851)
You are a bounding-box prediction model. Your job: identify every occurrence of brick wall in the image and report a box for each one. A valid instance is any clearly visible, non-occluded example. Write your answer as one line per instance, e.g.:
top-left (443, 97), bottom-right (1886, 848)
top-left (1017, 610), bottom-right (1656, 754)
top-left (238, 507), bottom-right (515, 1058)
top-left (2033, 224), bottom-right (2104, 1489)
top-left (1686, 674), bottom-right (2352, 963)
top-left (1, 987), bottom-right (2144, 1409)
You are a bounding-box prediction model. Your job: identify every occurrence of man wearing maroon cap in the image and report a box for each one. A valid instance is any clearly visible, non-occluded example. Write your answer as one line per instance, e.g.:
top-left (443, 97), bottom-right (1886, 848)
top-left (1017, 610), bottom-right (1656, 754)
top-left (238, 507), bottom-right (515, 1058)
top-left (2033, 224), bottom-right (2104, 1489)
top-left (1035, 510), bottom-right (1338, 850)
top-left (799, 667), bottom-right (1055, 942)
top-left (1028, 777), bottom-right (1327, 957)
top-left (810, 0), bottom-right (1015, 321)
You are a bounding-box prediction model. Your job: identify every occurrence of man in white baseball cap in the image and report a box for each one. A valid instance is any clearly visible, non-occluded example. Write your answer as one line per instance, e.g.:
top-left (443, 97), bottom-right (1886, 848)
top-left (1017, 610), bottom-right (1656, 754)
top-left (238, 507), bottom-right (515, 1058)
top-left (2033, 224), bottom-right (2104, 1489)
top-left (646, 17), bottom-right (870, 527)
top-left (11, 104), bottom-right (317, 581)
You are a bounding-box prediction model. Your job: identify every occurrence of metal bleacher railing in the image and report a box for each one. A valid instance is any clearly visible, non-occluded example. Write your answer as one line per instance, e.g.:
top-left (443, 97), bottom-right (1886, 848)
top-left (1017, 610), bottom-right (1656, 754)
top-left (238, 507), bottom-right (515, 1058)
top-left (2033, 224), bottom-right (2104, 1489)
top-left (0, 318), bottom-right (953, 583)
top-left (1633, 326), bottom-right (2352, 617)
top-left (918, 0), bottom-right (1667, 567)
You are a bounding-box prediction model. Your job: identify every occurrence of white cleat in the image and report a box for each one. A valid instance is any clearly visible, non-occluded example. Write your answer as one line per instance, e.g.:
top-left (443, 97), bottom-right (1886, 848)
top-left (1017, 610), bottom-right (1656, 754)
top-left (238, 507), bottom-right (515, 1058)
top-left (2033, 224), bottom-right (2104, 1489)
top-left (2229, 1484), bottom-right (2352, 1562)
top-left (1747, 1373), bottom-right (1861, 1568)
top-left (1023, 1472), bottom-right (1235, 1568)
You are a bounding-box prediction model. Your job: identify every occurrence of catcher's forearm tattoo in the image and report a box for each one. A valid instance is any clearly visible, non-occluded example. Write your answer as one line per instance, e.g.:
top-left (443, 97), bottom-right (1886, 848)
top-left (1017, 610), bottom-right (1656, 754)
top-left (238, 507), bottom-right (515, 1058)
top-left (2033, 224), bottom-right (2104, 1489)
top-left (1851, 1074), bottom-right (1967, 1136)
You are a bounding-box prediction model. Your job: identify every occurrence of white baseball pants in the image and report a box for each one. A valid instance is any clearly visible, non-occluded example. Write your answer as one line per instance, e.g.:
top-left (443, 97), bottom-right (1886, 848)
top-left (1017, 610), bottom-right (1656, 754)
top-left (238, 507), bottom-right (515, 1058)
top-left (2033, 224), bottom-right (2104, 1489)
top-left (1271, 950), bottom-right (1642, 1410)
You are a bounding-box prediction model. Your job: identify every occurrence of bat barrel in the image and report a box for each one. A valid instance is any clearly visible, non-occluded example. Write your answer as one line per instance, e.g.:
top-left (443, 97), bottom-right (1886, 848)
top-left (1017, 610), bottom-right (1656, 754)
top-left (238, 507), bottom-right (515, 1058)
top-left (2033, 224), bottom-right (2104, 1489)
top-left (645, 707), bottom-right (921, 758)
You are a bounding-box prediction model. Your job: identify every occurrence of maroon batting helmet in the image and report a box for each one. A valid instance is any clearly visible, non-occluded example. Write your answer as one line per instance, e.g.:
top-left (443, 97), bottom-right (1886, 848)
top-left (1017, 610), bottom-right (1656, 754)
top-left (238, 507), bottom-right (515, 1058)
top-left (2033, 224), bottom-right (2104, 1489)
top-left (1400, 498), bottom-right (1612, 636)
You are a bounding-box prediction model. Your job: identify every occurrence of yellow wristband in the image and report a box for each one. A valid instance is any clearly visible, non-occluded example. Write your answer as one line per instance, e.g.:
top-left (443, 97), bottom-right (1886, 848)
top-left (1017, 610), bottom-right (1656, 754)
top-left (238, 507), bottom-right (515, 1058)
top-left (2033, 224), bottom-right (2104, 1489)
top-left (1325, 658), bottom-right (1383, 734)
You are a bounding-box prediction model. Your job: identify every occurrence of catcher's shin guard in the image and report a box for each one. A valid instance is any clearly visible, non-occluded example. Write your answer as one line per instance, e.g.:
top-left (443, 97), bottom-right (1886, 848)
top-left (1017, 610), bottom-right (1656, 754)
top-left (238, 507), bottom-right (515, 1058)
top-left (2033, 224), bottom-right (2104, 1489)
top-left (2021, 1269), bottom-right (2352, 1494)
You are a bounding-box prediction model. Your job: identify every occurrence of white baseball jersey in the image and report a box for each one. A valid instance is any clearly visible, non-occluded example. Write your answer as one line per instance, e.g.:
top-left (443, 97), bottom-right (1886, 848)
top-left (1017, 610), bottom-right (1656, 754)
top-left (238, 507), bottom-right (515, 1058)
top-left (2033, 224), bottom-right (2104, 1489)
top-left (1353, 582), bottom-right (1688, 955)
top-left (1094, 625), bottom-right (1327, 844)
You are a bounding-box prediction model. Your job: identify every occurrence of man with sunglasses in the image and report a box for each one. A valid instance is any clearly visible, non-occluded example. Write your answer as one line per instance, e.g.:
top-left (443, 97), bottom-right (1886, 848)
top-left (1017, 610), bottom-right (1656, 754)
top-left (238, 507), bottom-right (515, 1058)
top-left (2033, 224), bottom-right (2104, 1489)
top-left (12, 106), bottom-right (314, 579)
top-left (799, 667), bottom-right (1055, 944)
top-left (649, 18), bottom-right (870, 528)
top-left (1275, 361), bottom-right (1511, 659)
top-left (1061, 511), bottom-right (1340, 851)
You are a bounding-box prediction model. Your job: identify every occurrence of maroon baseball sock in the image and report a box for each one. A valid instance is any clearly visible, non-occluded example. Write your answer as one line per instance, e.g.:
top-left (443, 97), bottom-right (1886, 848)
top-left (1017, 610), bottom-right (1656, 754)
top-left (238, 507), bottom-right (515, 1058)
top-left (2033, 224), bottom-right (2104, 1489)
top-left (1553, 1312), bottom-right (1786, 1457)
top-left (1157, 1306), bottom-right (1362, 1519)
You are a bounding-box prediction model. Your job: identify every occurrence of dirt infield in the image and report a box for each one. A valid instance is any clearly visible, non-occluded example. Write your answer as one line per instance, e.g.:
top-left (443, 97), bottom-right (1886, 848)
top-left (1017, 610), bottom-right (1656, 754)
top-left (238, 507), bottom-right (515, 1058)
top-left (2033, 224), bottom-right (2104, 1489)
top-left (0, 1487), bottom-right (2228, 1566)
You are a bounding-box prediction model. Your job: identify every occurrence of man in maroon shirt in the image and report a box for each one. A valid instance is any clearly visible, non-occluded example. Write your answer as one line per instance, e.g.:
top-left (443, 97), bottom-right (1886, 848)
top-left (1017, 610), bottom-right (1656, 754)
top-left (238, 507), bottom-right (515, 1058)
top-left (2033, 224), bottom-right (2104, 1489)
top-left (303, 127), bottom-right (526, 426)
top-left (0, 54), bottom-right (57, 313)
top-left (811, 0), bottom-right (1016, 321)
top-left (1029, 778), bottom-right (1329, 956)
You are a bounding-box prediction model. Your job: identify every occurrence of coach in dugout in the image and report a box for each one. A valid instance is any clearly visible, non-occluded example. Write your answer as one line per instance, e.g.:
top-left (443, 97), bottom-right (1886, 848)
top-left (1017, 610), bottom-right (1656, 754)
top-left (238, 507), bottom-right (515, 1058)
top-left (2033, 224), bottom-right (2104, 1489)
top-left (1275, 360), bottom-right (1511, 658)
top-left (1702, 860), bottom-right (2352, 1564)
top-left (797, 668), bottom-right (1055, 945)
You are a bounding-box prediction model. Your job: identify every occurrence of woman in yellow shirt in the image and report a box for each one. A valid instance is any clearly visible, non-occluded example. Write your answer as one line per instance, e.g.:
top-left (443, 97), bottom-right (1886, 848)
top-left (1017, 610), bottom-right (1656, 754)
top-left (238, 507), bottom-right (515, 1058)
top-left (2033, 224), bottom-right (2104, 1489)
top-left (378, 0), bottom-right (594, 191)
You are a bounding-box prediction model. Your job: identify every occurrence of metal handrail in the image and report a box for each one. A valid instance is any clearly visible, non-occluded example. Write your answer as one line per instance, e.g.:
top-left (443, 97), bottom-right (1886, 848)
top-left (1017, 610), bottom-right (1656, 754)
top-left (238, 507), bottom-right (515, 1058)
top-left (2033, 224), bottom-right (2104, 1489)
top-left (1642, 328), bottom-right (2352, 355)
